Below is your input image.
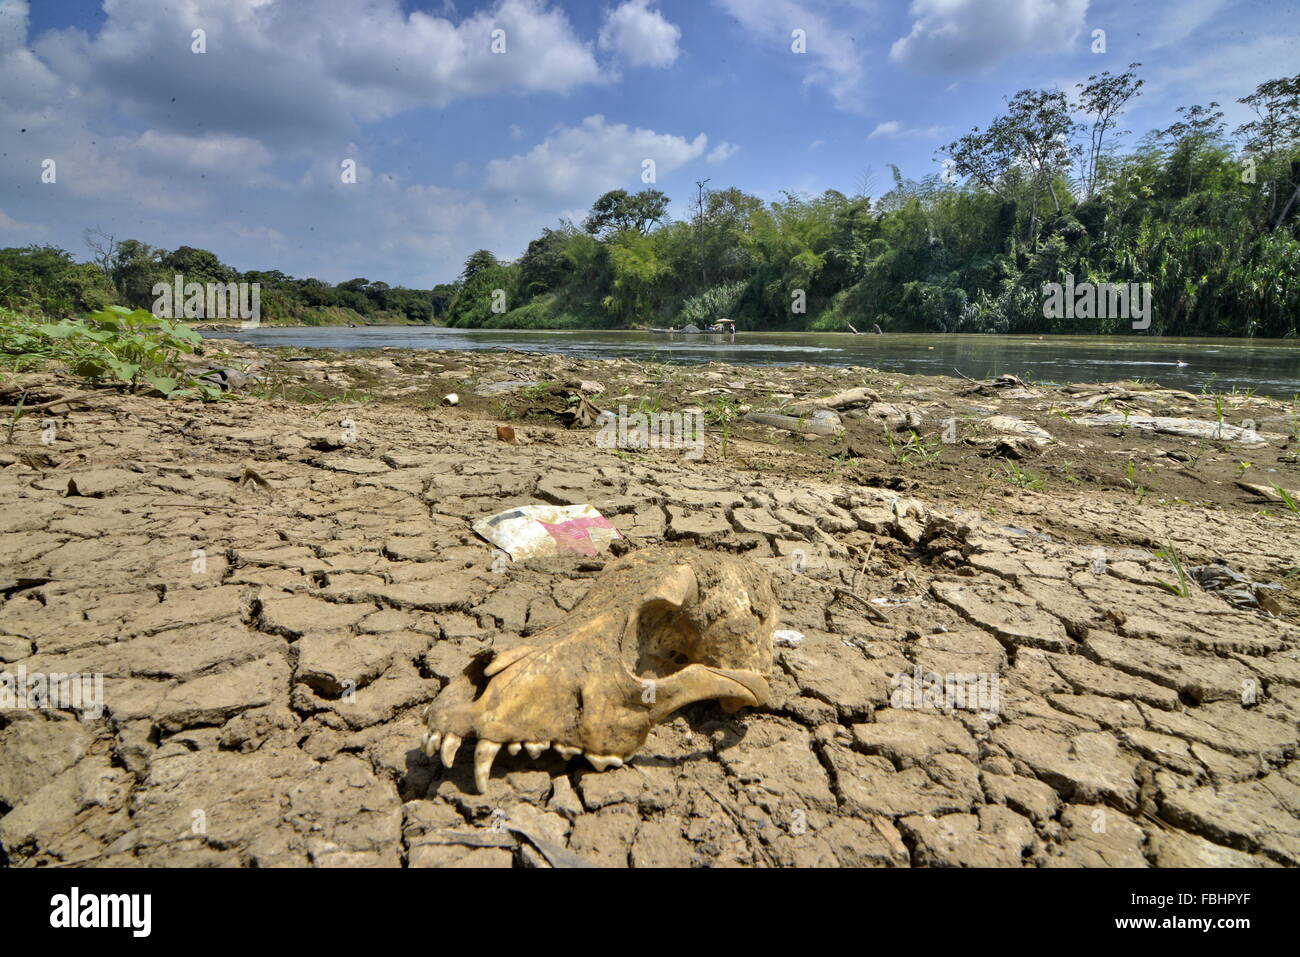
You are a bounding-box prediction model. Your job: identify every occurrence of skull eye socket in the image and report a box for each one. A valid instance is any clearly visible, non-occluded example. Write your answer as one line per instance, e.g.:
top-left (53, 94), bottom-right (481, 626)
top-left (629, 600), bottom-right (700, 680)
top-left (462, 653), bottom-right (495, 701)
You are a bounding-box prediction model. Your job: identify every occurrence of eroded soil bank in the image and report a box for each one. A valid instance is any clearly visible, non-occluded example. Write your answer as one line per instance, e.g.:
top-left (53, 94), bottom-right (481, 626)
top-left (1, 342), bottom-right (1297, 867)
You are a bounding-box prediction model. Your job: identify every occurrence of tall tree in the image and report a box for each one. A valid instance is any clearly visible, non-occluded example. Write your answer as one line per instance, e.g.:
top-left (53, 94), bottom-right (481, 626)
top-left (459, 249), bottom-right (500, 284)
top-left (1236, 75), bottom-right (1300, 227)
top-left (1074, 63), bottom-right (1144, 200)
top-left (583, 189), bottom-right (670, 237)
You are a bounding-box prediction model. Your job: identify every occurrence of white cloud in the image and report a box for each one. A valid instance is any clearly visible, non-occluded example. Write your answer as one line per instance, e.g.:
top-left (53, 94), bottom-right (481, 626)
top-left (715, 0), bottom-right (872, 112)
top-left (0, 0), bottom-right (619, 284)
top-left (0, 208), bottom-right (39, 232)
top-left (132, 131), bottom-right (276, 180)
top-left (29, 0), bottom-right (604, 144)
top-left (707, 141), bottom-right (739, 162)
top-left (1140, 31), bottom-right (1300, 129)
top-left (485, 115), bottom-right (708, 200)
top-left (890, 0), bottom-right (1088, 74)
top-left (868, 120), bottom-right (944, 139)
top-left (599, 0), bottom-right (682, 68)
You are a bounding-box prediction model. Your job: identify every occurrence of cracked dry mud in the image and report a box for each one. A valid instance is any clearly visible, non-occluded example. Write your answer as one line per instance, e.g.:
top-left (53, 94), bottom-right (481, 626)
top-left (1, 349), bottom-right (1298, 868)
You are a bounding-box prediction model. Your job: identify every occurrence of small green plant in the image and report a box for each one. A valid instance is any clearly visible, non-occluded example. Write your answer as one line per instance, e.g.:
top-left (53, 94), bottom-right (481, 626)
top-left (318, 389), bottom-right (373, 409)
top-left (633, 394), bottom-right (663, 415)
top-left (1271, 482), bottom-right (1299, 514)
top-left (519, 380), bottom-right (555, 400)
top-left (4, 393), bottom-right (24, 443)
top-left (1153, 542), bottom-right (1194, 598)
top-left (702, 395), bottom-right (744, 427)
top-left (885, 428), bottom-right (942, 466)
top-left (1001, 460), bottom-right (1047, 489)
top-left (1122, 459), bottom-right (1150, 501)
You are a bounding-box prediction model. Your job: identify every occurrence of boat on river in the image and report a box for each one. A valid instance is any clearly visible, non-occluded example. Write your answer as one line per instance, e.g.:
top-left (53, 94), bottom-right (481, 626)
top-left (648, 318), bottom-right (736, 338)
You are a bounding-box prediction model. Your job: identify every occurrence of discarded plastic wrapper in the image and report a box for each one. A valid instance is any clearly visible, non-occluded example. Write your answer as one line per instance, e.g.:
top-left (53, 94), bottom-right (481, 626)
top-left (773, 629), bottom-right (804, 648)
top-left (473, 504), bottom-right (622, 561)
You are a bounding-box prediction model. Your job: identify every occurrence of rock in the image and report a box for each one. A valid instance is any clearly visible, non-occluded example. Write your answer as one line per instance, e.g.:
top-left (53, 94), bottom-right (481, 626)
top-left (62, 469), bottom-right (143, 498)
top-left (1160, 773), bottom-right (1300, 864)
top-left (981, 416), bottom-right (1053, 446)
top-left (900, 805), bottom-right (1036, 867)
top-left (1045, 804), bottom-right (1148, 867)
top-left (295, 631), bottom-right (395, 697)
top-left (982, 773), bottom-right (1061, 822)
top-left (154, 657), bottom-right (288, 732)
top-left (851, 710), bottom-right (978, 767)
top-left (666, 505), bottom-right (732, 540)
top-left (826, 745), bottom-right (981, 818)
top-left (931, 580), bottom-right (1071, 652)
top-left (0, 719), bottom-right (93, 807)
top-left (781, 635), bottom-right (895, 718)
top-left (0, 634), bottom-right (33, 661)
top-left (992, 726), bottom-right (1139, 809)
top-left (1084, 631), bottom-right (1259, 704)
top-left (1077, 414), bottom-right (1268, 445)
top-left (1147, 830), bottom-right (1277, 867)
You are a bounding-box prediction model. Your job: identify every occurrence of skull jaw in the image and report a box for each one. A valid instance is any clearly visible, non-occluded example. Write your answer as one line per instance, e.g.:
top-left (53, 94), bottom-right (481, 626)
top-left (420, 547), bottom-right (778, 791)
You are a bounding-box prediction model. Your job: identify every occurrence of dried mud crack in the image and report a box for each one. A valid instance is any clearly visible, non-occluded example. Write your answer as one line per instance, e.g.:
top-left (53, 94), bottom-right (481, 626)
top-left (0, 345), bottom-right (1298, 867)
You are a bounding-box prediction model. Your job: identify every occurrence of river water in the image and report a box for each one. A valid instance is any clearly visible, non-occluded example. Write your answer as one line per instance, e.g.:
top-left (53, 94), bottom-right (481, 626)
top-left (205, 327), bottom-right (1300, 400)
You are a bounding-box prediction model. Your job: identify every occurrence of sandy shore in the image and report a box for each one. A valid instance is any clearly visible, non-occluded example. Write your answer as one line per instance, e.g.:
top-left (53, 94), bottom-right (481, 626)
top-left (1, 342), bottom-right (1297, 867)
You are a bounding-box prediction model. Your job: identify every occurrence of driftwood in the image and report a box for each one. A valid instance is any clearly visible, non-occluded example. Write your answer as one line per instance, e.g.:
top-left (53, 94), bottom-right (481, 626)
top-left (743, 411), bottom-right (844, 436)
top-left (788, 387), bottom-right (879, 414)
top-left (0, 391), bottom-right (104, 414)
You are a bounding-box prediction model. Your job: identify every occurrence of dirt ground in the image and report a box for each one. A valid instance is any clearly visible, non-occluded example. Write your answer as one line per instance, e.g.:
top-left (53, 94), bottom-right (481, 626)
top-left (1, 341), bottom-right (1298, 867)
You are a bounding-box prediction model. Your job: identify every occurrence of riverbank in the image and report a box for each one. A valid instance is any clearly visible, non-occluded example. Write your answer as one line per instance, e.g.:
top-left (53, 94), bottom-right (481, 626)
top-left (1, 343), bottom-right (1298, 867)
top-left (203, 325), bottom-right (1300, 400)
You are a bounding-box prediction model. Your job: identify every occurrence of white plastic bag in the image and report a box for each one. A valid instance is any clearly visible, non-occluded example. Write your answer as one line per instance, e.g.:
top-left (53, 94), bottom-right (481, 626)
top-left (473, 504), bottom-right (622, 561)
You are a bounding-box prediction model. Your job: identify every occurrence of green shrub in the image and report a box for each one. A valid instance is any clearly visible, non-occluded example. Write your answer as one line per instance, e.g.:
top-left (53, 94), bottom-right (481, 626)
top-left (0, 306), bottom-right (222, 399)
top-left (678, 280), bottom-right (747, 326)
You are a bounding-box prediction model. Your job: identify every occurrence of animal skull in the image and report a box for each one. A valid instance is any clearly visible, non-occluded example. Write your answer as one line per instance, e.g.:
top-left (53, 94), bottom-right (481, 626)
top-left (421, 546), bottom-right (778, 791)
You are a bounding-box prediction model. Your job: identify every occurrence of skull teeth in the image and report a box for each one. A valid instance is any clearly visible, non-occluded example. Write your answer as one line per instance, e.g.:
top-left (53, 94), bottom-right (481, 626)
top-left (440, 733), bottom-right (462, 768)
top-left (474, 739), bottom-right (502, 792)
top-left (586, 754), bottom-right (624, 771)
top-left (553, 744), bottom-right (581, 759)
top-left (524, 741), bottom-right (548, 758)
top-left (421, 731), bottom-right (442, 758)
top-left (507, 742), bottom-right (522, 756)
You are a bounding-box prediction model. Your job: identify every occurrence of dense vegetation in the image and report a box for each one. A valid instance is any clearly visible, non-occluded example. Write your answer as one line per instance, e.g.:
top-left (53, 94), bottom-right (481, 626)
top-left (3, 71), bottom-right (1297, 337)
top-left (0, 239), bottom-right (455, 327)
top-left (440, 69), bottom-right (1300, 337)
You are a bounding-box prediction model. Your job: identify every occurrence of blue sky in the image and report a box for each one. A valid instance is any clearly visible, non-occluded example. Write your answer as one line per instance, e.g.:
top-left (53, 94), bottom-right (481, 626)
top-left (2, 0), bottom-right (1296, 286)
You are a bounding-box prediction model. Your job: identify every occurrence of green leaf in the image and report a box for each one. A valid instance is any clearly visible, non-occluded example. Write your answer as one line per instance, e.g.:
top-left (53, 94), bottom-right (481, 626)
top-left (104, 358), bottom-right (140, 381)
top-left (143, 374), bottom-right (179, 396)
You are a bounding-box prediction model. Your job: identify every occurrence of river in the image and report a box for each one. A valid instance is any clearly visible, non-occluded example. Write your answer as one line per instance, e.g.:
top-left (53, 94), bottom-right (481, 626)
top-left (204, 327), bottom-right (1300, 400)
